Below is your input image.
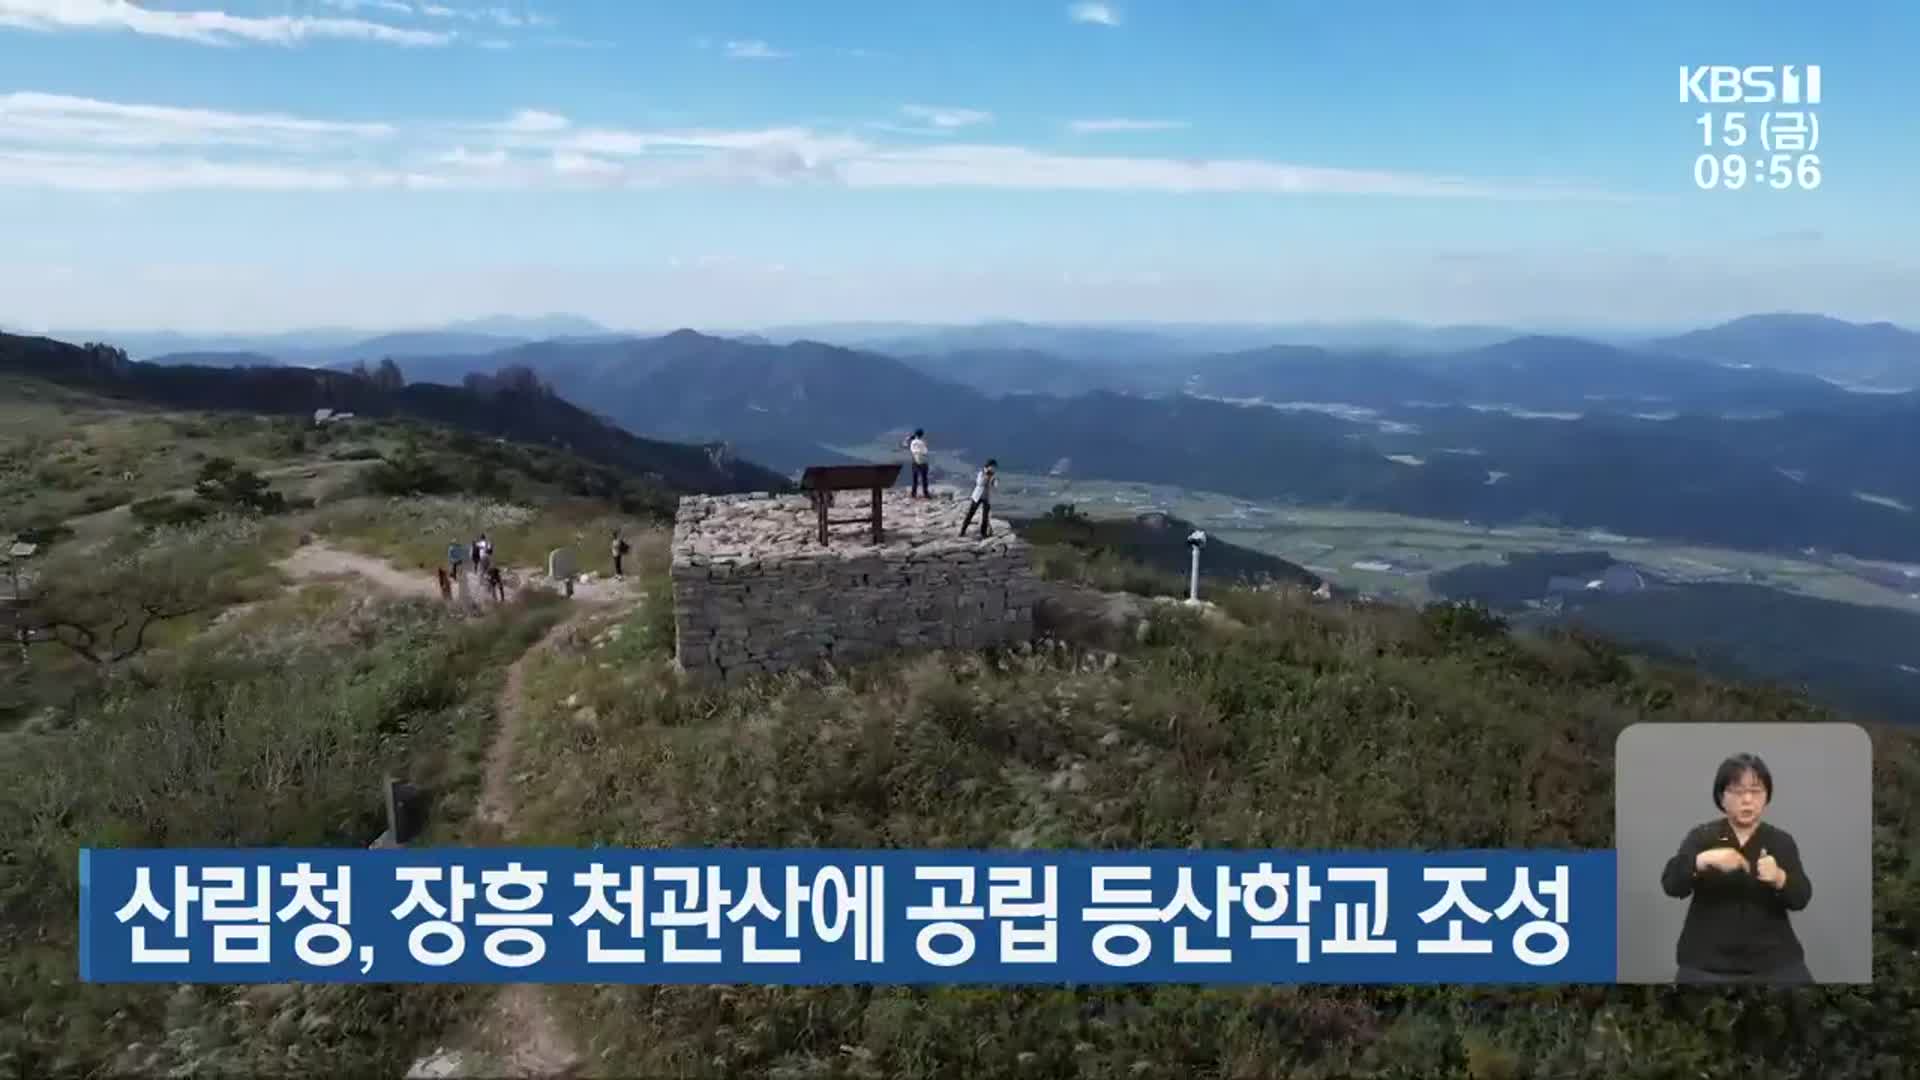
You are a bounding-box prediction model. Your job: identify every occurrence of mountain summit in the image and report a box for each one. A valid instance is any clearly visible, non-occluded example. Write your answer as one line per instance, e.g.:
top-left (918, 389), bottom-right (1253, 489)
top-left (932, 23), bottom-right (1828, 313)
top-left (1653, 313), bottom-right (1920, 390)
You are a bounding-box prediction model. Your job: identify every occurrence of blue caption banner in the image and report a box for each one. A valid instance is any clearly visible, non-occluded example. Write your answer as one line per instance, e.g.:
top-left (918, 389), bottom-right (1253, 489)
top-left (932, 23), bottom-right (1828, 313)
top-left (80, 848), bottom-right (1617, 985)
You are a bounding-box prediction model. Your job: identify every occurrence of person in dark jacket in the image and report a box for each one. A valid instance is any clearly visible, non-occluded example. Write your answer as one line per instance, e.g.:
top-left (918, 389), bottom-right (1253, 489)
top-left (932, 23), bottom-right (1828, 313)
top-left (1660, 752), bottom-right (1814, 983)
top-left (611, 530), bottom-right (630, 579)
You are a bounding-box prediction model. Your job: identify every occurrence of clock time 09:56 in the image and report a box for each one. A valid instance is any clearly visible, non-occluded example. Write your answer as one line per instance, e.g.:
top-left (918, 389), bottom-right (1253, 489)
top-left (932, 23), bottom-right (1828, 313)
top-left (1694, 152), bottom-right (1821, 191)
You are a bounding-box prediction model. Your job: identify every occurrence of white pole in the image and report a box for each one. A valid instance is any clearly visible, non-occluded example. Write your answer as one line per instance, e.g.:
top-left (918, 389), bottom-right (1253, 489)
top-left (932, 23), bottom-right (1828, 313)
top-left (1188, 544), bottom-right (1201, 603)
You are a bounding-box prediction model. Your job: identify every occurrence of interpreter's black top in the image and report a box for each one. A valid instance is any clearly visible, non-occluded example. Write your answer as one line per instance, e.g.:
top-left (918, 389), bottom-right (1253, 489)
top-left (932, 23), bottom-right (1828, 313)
top-left (1660, 818), bottom-right (1812, 974)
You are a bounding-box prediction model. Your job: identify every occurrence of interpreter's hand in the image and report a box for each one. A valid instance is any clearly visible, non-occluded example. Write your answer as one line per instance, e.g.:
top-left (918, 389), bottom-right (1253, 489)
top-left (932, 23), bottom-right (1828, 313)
top-left (1695, 846), bottom-right (1750, 874)
top-left (1755, 850), bottom-right (1785, 888)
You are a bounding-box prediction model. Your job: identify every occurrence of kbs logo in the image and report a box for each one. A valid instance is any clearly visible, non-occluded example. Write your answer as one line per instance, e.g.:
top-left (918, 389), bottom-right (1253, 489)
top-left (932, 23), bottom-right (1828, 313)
top-left (1680, 65), bottom-right (1821, 104)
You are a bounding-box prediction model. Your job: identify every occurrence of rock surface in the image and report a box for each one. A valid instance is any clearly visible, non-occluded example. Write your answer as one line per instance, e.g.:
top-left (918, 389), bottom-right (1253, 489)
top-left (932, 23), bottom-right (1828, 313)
top-left (671, 491), bottom-right (1040, 684)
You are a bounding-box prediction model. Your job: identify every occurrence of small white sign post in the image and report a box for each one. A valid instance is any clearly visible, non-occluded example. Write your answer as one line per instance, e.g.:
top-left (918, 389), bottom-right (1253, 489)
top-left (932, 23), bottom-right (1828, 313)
top-left (1185, 529), bottom-right (1207, 605)
top-left (548, 547), bottom-right (577, 597)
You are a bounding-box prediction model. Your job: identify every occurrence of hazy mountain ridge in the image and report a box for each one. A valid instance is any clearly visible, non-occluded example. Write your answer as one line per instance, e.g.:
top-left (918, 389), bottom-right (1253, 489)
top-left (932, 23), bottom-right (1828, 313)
top-left (60, 311), bottom-right (1919, 389)
top-left (26, 314), bottom-right (1920, 558)
top-left (1652, 312), bottom-right (1920, 390)
top-left (365, 327), bottom-right (1920, 560)
top-left (0, 331), bottom-right (788, 497)
top-left (56, 313), bottom-right (614, 367)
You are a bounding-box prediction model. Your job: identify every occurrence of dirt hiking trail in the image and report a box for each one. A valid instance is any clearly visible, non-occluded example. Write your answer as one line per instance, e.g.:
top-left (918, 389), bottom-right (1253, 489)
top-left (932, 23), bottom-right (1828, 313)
top-left (276, 541), bottom-right (443, 599)
top-left (267, 536), bottom-right (638, 1077)
top-left (420, 574), bottom-right (637, 1078)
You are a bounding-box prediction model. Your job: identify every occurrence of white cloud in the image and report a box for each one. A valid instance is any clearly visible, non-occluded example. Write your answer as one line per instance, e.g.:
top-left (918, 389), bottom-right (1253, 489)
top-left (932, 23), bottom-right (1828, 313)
top-left (900, 105), bottom-right (992, 130)
top-left (723, 39), bottom-right (788, 59)
top-left (550, 150), bottom-right (619, 177)
top-left (1068, 2), bottom-right (1120, 27)
top-left (0, 90), bottom-right (1630, 202)
top-left (499, 108), bottom-right (569, 133)
top-left (324, 0), bottom-right (552, 29)
top-left (0, 91), bottom-right (396, 149)
top-left (836, 143), bottom-right (1549, 198)
top-left (481, 6), bottom-right (552, 29)
top-left (0, 149), bottom-right (359, 191)
top-left (559, 126), bottom-right (866, 163)
top-left (0, 0), bottom-right (454, 46)
top-left (1069, 118), bottom-right (1189, 134)
top-left (318, 0), bottom-right (416, 15)
top-left (437, 145), bottom-right (508, 167)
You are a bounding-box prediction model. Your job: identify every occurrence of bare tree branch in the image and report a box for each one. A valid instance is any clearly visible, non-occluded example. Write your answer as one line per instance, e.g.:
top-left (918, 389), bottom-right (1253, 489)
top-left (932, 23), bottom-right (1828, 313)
top-left (35, 620), bottom-right (104, 665)
top-left (108, 604), bottom-right (204, 664)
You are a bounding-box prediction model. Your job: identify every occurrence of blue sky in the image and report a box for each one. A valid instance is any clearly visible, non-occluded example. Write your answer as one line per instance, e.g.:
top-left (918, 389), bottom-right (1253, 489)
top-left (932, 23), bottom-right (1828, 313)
top-left (0, 0), bottom-right (1915, 332)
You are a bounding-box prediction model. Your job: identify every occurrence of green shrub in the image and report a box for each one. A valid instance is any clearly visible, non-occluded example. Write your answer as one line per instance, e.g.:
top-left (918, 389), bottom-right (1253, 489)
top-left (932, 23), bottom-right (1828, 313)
top-left (1419, 599), bottom-right (1509, 643)
top-left (364, 454), bottom-right (460, 496)
top-left (74, 488), bottom-right (132, 515)
top-left (129, 495), bottom-right (211, 528)
top-left (192, 457), bottom-right (287, 513)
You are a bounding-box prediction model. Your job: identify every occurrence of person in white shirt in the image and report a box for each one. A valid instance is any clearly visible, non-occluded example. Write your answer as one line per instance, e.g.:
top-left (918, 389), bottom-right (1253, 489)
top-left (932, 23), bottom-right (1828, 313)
top-left (903, 428), bottom-right (930, 497)
top-left (960, 459), bottom-right (997, 537)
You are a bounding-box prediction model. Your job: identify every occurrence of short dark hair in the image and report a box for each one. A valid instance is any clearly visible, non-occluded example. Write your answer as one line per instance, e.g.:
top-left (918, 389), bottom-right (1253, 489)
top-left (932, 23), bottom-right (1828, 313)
top-left (985, 458), bottom-right (998, 468)
top-left (1713, 752), bottom-right (1773, 808)
top-left (913, 428), bottom-right (924, 437)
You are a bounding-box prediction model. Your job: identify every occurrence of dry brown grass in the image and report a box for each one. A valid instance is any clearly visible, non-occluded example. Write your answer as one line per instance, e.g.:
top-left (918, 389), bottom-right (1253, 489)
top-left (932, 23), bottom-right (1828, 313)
top-left (499, 549), bottom-right (1920, 1079)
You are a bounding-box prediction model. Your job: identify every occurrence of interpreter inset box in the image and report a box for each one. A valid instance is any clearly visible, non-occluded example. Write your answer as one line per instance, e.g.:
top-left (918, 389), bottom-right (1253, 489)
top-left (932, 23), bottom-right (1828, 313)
top-left (1614, 722), bottom-right (1872, 985)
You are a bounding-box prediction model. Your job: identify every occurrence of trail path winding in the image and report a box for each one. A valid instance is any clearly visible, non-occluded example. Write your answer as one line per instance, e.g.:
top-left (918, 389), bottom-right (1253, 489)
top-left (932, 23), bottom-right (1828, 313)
top-left (270, 536), bottom-right (643, 1078)
top-left (276, 541), bottom-right (442, 599)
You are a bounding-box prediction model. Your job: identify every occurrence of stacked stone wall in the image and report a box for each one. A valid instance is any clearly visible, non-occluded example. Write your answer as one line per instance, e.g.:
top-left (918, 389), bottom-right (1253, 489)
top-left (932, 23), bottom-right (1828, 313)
top-left (671, 492), bottom-right (1039, 684)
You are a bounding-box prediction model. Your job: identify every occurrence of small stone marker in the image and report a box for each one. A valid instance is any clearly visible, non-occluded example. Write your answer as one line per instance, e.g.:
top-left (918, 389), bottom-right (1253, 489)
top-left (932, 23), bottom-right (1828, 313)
top-left (549, 546), bottom-right (578, 596)
top-left (371, 776), bottom-right (428, 847)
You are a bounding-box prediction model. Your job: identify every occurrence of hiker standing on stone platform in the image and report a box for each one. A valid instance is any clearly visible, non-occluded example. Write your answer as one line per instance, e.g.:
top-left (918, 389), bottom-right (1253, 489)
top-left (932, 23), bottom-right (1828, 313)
top-left (904, 429), bottom-right (930, 498)
top-left (961, 459), bottom-right (997, 538)
top-left (611, 530), bottom-right (630, 579)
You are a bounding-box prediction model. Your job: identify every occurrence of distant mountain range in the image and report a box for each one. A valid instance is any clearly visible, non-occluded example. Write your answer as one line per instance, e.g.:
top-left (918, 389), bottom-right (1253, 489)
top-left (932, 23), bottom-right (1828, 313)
top-left (1171, 334), bottom-right (1869, 414)
top-left (311, 324), bottom-right (1920, 561)
top-left (753, 320), bottom-right (1564, 359)
top-left (0, 331), bottom-right (787, 497)
top-left (38, 312), bottom-right (1920, 393)
top-left (45, 313), bottom-right (617, 367)
top-left (16, 312), bottom-right (1920, 559)
top-left (1651, 313), bottom-right (1920, 391)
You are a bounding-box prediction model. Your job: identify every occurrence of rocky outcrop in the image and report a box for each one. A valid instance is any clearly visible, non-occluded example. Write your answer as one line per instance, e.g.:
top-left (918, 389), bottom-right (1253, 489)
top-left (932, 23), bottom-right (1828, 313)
top-left (670, 491), bottom-right (1039, 684)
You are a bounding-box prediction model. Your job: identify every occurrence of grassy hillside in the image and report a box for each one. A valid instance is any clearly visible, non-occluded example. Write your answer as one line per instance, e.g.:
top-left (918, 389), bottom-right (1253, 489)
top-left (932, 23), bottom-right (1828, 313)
top-left (2, 373), bottom-right (683, 545)
top-left (0, 375), bottom-right (703, 730)
top-left (0, 382), bottom-right (699, 1074)
top-left (502, 542), bottom-right (1918, 1079)
top-left (3, 381), bottom-right (1916, 1078)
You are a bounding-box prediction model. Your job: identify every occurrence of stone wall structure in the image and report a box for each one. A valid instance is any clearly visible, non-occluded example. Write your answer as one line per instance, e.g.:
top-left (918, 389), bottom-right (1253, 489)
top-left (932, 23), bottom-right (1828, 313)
top-left (670, 490), bottom-right (1039, 684)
